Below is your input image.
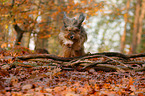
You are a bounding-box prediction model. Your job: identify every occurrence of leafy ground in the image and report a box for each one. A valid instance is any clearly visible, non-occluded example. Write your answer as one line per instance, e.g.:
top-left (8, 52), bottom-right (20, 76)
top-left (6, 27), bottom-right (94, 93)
top-left (0, 47), bottom-right (145, 96)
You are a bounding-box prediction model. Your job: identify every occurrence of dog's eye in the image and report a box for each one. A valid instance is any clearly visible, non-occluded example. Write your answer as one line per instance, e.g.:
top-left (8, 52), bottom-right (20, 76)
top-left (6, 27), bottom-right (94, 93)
top-left (74, 29), bottom-right (80, 32)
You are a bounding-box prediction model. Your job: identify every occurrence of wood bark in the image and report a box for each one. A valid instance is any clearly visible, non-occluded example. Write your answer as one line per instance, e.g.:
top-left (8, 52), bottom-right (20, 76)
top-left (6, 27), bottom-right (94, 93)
top-left (14, 52), bottom-right (145, 72)
top-left (137, 0), bottom-right (145, 52)
top-left (35, 14), bottom-right (49, 50)
top-left (131, 0), bottom-right (141, 54)
top-left (21, 32), bottom-right (31, 48)
top-left (16, 52), bottom-right (130, 61)
top-left (14, 24), bottom-right (25, 46)
top-left (120, 0), bottom-right (130, 53)
top-left (35, 33), bottom-right (49, 50)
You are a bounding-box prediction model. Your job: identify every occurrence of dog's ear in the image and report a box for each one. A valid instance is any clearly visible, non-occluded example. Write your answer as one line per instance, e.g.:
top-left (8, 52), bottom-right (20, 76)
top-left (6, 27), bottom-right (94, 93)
top-left (63, 12), bottom-right (70, 27)
top-left (77, 13), bottom-right (85, 27)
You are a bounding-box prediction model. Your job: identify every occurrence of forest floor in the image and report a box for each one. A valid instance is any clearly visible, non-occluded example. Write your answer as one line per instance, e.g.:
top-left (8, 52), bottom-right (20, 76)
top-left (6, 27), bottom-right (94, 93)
top-left (0, 47), bottom-right (145, 96)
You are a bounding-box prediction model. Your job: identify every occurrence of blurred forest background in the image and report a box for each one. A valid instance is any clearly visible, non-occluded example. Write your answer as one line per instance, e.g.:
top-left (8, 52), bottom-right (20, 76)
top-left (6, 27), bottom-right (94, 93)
top-left (0, 0), bottom-right (145, 55)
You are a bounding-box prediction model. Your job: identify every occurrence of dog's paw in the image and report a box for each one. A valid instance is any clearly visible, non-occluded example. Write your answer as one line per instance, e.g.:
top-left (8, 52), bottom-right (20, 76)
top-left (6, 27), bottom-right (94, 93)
top-left (63, 40), bottom-right (73, 48)
top-left (66, 44), bottom-right (72, 48)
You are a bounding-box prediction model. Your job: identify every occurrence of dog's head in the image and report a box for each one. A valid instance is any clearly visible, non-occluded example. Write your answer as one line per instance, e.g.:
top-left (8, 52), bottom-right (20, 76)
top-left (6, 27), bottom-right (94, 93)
top-left (63, 12), bottom-right (85, 40)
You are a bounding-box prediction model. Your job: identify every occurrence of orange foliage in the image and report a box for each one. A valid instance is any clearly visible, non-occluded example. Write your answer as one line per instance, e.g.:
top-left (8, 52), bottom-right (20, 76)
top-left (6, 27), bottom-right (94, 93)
top-left (1, 46), bottom-right (32, 57)
top-left (0, 0), bottom-right (105, 46)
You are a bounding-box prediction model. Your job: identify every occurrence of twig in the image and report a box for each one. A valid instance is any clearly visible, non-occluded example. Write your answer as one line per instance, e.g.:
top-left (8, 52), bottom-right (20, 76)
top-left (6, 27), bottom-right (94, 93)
top-left (68, 55), bottom-right (131, 69)
top-left (134, 66), bottom-right (145, 71)
top-left (68, 55), bottom-right (107, 63)
top-left (28, 59), bottom-right (63, 64)
top-left (86, 52), bottom-right (129, 60)
top-left (66, 59), bottom-right (110, 67)
top-left (16, 54), bottom-right (74, 61)
top-left (128, 53), bottom-right (145, 58)
top-left (104, 56), bottom-right (132, 69)
top-left (82, 64), bottom-right (125, 72)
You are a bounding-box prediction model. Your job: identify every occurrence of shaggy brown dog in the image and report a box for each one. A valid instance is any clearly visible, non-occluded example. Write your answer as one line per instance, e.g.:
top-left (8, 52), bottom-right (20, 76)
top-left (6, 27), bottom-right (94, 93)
top-left (59, 13), bottom-right (87, 57)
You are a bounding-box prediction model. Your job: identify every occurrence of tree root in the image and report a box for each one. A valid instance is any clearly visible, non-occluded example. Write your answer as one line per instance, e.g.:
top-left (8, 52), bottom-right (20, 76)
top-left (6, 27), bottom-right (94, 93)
top-left (128, 53), bottom-right (145, 58)
top-left (15, 52), bottom-right (145, 72)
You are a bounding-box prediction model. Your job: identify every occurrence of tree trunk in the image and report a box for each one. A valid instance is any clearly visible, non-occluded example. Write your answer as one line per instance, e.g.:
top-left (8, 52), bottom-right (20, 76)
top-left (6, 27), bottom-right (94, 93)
top-left (120, 0), bottom-right (130, 53)
top-left (131, 0), bottom-right (141, 54)
top-left (21, 32), bottom-right (31, 48)
top-left (137, 0), bottom-right (145, 52)
top-left (35, 14), bottom-right (49, 50)
top-left (14, 24), bottom-right (25, 46)
top-left (35, 32), bottom-right (49, 50)
top-left (35, 5), bottom-right (51, 51)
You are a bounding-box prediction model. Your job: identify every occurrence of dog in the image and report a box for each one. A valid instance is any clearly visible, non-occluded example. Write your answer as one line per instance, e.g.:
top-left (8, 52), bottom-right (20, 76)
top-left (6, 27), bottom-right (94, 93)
top-left (59, 12), bottom-right (87, 57)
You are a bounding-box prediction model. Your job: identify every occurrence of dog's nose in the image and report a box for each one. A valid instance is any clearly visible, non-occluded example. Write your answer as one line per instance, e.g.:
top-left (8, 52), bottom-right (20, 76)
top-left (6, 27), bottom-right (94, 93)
top-left (70, 36), bottom-right (74, 39)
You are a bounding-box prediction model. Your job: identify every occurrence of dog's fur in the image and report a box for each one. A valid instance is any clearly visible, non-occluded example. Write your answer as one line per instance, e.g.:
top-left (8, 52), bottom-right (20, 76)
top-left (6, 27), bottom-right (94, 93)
top-left (59, 12), bottom-right (87, 57)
